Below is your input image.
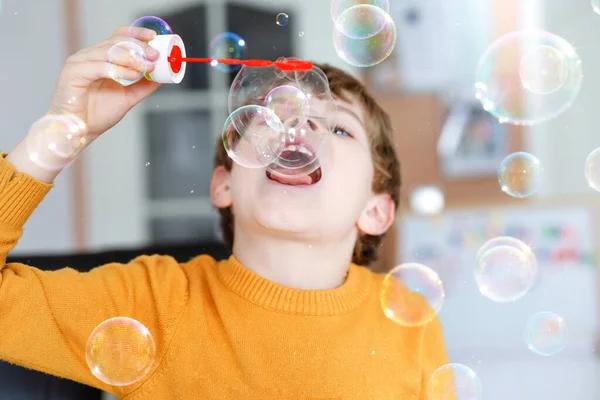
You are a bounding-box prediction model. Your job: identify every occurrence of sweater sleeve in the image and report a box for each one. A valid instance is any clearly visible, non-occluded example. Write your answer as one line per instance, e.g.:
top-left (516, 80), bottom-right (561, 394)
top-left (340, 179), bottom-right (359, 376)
top-left (0, 154), bottom-right (190, 397)
top-left (419, 317), bottom-right (453, 400)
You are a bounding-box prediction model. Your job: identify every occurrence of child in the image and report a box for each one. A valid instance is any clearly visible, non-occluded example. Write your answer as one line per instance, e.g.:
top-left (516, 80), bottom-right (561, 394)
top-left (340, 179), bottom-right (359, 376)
top-left (0, 26), bottom-right (450, 399)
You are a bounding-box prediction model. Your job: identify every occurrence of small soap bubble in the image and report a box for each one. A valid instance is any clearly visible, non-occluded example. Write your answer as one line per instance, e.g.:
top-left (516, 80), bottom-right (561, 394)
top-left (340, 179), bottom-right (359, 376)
top-left (498, 152), bottom-right (543, 198)
top-left (129, 16), bottom-right (172, 37)
top-left (380, 263), bottom-right (445, 327)
top-left (106, 42), bottom-right (147, 87)
top-left (276, 13), bottom-right (289, 26)
top-left (210, 32), bottom-right (248, 73)
top-left (584, 147), bottom-right (600, 192)
top-left (475, 237), bottom-right (537, 302)
top-left (222, 105), bottom-right (285, 168)
top-left (520, 45), bottom-right (568, 95)
top-left (25, 114), bottom-right (88, 171)
top-left (331, 0), bottom-right (390, 23)
top-left (298, 31), bottom-right (305, 37)
top-left (525, 311), bottom-right (567, 356)
top-left (264, 85), bottom-right (310, 131)
top-left (475, 30), bottom-right (582, 125)
top-left (428, 363), bottom-right (483, 400)
top-left (85, 317), bottom-right (156, 386)
top-left (333, 5), bottom-right (396, 67)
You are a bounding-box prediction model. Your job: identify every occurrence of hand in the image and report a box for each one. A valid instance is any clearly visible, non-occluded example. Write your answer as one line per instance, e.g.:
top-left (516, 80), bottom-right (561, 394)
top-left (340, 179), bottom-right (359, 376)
top-left (46, 26), bottom-right (162, 139)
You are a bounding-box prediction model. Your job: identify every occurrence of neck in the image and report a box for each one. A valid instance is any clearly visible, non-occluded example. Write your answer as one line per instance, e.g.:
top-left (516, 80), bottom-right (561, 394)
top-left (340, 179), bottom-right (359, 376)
top-left (232, 225), bottom-right (356, 290)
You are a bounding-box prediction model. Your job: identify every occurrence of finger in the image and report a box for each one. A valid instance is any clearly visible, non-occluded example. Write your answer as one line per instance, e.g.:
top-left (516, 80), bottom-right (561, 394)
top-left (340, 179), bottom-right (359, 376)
top-left (111, 25), bottom-right (157, 42)
top-left (64, 60), bottom-right (153, 86)
top-left (104, 43), bottom-right (157, 73)
top-left (70, 42), bottom-right (157, 73)
top-left (71, 36), bottom-right (159, 63)
top-left (106, 36), bottom-right (160, 62)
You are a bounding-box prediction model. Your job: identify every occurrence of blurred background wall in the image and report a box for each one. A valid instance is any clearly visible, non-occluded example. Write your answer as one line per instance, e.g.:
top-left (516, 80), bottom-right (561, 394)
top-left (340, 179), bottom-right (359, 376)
top-left (1, 0), bottom-right (600, 399)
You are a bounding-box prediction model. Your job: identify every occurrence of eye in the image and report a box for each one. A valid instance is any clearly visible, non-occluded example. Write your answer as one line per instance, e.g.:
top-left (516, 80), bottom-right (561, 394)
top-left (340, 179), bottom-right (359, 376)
top-left (333, 125), bottom-right (352, 137)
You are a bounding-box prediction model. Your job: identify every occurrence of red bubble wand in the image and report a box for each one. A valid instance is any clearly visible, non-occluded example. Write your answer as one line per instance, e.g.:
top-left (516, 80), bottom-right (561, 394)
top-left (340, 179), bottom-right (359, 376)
top-left (166, 45), bottom-right (313, 73)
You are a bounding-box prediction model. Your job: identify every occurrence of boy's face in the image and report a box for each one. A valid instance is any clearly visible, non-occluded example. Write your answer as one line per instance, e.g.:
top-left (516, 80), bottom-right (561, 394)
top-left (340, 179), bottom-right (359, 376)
top-left (211, 91), bottom-right (395, 244)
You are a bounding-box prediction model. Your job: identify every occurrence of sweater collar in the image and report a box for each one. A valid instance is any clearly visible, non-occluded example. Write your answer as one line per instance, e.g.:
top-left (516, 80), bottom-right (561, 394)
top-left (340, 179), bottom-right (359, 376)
top-left (217, 255), bottom-right (373, 316)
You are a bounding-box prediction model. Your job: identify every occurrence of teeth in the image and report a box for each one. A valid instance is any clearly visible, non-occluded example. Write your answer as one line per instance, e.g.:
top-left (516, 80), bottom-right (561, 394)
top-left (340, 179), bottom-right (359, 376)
top-left (283, 144), bottom-right (313, 157)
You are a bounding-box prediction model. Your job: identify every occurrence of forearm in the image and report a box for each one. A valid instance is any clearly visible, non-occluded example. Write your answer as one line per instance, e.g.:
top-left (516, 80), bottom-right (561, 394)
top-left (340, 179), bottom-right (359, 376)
top-left (5, 126), bottom-right (88, 184)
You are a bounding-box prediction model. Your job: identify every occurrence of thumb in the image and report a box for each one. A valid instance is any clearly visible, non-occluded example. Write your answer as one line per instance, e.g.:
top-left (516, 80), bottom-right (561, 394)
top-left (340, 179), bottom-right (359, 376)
top-left (124, 79), bottom-right (162, 109)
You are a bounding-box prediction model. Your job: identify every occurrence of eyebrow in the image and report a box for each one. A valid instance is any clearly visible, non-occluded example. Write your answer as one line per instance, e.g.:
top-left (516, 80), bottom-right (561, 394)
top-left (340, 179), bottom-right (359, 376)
top-left (337, 104), bottom-right (365, 128)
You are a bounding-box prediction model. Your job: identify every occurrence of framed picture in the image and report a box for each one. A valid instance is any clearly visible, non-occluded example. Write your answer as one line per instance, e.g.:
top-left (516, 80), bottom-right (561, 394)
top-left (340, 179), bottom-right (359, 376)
top-left (437, 101), bottom-right (509, 179)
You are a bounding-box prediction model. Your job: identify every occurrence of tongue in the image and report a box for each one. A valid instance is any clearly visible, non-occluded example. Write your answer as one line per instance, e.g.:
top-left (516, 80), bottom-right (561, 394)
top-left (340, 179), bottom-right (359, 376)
top-left (266, 171), bottom-right (313, 185)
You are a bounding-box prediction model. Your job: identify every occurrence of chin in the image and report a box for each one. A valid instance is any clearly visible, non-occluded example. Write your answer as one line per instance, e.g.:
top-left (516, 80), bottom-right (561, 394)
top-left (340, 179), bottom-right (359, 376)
top-left (253, 202), bottom-right (322, 234)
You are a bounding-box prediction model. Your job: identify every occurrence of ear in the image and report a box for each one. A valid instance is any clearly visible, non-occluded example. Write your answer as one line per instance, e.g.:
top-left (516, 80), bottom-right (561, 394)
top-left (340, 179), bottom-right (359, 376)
top-left (357, 193), bottom-right (395, 236)
top-left (210, 166), bottom-right (232, 208)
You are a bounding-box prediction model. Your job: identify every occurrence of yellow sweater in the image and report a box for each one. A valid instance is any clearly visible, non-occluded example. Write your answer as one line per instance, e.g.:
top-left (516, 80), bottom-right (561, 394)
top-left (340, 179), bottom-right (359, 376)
top-left (0, 154), bottom-right (450, 399)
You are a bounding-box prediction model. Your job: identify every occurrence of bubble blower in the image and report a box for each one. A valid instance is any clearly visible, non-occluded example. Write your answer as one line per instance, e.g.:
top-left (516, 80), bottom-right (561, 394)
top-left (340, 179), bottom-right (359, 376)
top-left (145, 34), bottom-right (312, 84)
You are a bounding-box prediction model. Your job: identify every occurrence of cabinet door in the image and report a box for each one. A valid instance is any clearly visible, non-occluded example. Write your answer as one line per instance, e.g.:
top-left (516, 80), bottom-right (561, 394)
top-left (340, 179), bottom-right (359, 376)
top-left (145, 110), bottom-right (214, 200)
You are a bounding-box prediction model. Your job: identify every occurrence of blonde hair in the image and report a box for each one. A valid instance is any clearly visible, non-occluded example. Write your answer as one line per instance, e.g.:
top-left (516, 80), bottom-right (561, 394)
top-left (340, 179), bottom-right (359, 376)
top-left (213, 63), bottom-right (400, 266)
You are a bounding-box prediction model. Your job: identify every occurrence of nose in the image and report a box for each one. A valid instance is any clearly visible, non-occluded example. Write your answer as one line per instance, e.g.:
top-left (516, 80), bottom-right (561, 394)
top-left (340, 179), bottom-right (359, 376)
top-left (281, 115), bottom-right (325, 133)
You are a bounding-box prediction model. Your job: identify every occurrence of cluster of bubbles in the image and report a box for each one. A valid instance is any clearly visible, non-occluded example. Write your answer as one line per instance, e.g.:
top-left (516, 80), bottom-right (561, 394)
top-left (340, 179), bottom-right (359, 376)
top-left (86, 317), bottom-right (156, 386)
top-left (331, 0), bottom-right (397, 67)
top-left (224, 59), bottom-right (336, 178)
top-left (380, 234), bottom-right (567, 398)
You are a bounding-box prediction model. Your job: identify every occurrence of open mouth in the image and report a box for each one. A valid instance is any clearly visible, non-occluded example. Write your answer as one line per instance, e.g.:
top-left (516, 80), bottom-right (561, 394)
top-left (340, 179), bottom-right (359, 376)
top-left (266, 143), bottom-right (322, 186)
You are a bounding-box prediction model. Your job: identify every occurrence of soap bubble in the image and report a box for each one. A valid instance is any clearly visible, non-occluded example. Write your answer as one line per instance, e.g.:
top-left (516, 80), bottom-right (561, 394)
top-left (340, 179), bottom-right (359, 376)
top-left (525, 311), bottom-right (567, 356)
top-left (264, 85), bottom-right (310, 131)
top-left (584, 147), bottom-right (600, 192)
top-left (331, 0), bottom-right (390, 23)
top-left (333, 5), bottom-right (396, 67)
top-left (428, 363), bottom-right (483, 400)
top-left (229, 60), bottom-right (337, 177)
top-left (276, 13), bottom-right (289, 26)
top-left (25, 114), bottom-right (88, 171)
top-left (380, 263), bottom-right (445, 327)
top-left (106, 42), bottom-right (147, 87)
top-left (519, 45), bottom-right (569, 95)
top-left (592, 0), bottom-right (600, 14)
top-left (475, 237), bottom-right (537, 302)
top-left (222, 105), bottom-right (285, 168)
top-left (498, 152), bottom-right (544, 198)
top-left (334, 2), bottom-right (389, 39)
top-left (210, 32), bottom-right (248, 73)
top-left (476, 236), bottom-right (536, 268)
top-left (86, 317), bottom-right (156, 387)
top-left (129, 16), bottom-right (172, 37)
top-left (475, 30), bottom-right (582, 125)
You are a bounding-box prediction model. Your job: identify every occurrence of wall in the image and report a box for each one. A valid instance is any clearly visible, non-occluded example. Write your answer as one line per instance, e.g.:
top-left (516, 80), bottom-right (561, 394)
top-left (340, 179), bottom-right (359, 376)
top-left (0, 1), bottom-right (73, 254)
top-left (525, 0), bottom-right (600, 197)
top-left (79, 0), bottom-right (358, 250)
